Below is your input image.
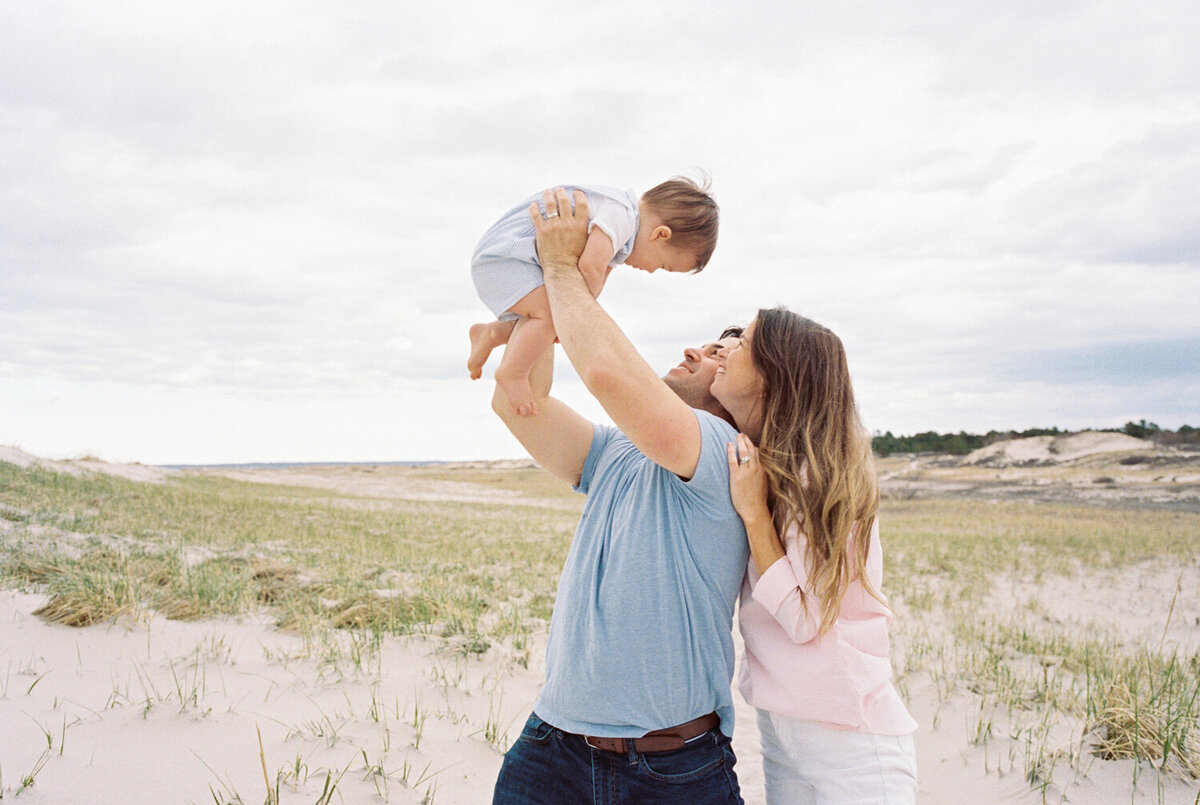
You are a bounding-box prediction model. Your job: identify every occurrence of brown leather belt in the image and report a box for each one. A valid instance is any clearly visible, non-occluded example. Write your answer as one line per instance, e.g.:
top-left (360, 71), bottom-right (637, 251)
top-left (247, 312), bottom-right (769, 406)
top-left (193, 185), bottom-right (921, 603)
top-left (583, 713), bottom-right (720, 754)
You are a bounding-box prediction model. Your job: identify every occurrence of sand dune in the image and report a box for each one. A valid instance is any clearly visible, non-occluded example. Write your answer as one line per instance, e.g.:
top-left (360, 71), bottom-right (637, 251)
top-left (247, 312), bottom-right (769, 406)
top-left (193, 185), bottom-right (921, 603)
top-left (960, 430), bottom-right (1156, 467)
top-left (0, 446), bottom-right (173, 484)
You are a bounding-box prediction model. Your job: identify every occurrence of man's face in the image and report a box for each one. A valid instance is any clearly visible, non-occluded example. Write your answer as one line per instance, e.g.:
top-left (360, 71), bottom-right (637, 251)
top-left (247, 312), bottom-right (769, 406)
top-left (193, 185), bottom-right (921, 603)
top-left (662, 335), bottom-right (741, 411)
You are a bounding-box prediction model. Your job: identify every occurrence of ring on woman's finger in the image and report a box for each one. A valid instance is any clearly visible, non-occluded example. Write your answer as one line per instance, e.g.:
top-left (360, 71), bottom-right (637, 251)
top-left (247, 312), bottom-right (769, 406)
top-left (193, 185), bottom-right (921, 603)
top-left (739, 456), bottom-right (750, 465)
top-left (545, 210), bottom-right (559, 219)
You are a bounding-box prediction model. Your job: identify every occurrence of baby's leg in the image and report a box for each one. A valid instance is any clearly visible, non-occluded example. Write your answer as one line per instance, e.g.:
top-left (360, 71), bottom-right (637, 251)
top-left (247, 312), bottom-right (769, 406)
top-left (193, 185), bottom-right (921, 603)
top-left (468, 319), bottom-right (517, 380)
top-left (495, 287), bottom-right (556, 417)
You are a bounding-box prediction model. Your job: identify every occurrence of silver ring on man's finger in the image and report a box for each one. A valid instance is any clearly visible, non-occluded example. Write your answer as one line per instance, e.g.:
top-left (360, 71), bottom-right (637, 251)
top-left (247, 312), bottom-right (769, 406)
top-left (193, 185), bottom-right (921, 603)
top-left (545, 211), bottom-right (559, 219)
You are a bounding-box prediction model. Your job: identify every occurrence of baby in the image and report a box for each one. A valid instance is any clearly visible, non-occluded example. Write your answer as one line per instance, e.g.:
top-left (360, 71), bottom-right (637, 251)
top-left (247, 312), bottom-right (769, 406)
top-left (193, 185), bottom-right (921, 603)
top-left (468, 178), bottom-right (719, 416)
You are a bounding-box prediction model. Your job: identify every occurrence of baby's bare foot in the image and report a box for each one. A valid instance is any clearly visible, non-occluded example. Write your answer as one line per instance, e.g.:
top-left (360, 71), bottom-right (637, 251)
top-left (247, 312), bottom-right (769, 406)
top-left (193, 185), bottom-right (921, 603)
top-left (496, 373), bottom-right (536, 417)
top-left (468, 323), bottom-right (495, 380)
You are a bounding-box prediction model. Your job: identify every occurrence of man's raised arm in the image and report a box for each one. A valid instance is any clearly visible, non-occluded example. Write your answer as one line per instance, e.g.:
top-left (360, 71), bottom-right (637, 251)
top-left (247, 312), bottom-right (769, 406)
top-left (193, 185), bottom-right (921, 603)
top-left (490, 292), bottom-right (594, 487)
top-left (531, 188), bottom-right (704, 480)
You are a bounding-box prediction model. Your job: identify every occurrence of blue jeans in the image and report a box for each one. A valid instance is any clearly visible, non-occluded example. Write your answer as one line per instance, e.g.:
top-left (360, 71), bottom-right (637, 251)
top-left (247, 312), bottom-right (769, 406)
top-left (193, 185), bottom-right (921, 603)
top-left (492, 712), bottom-right (744, 804)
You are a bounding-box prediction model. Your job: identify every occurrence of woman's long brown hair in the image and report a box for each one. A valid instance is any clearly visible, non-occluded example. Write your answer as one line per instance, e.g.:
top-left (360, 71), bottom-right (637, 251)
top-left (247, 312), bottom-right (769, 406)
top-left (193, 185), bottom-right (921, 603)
top-left (751, 307), bottom-right (883, 636)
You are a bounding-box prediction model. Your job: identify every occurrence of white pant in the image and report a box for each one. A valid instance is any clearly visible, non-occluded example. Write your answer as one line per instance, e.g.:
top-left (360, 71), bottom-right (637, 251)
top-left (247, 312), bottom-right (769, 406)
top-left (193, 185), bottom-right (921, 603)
top-left (757, 709), bottom-right (918, 805)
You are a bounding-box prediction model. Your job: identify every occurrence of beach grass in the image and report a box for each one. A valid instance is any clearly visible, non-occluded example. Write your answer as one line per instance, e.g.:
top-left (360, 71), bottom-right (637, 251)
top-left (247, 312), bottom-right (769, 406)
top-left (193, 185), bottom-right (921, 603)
top-left (2, 458), bottom-right (1198, 795)
top-left (0, 461), bottom-right (578, 656)
top-left (880, 499), bottom-right (1200, 790)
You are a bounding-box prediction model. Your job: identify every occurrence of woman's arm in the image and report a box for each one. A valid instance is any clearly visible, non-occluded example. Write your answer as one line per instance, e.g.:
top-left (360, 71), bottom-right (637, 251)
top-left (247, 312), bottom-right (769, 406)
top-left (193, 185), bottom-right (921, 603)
top-left (531, 188), bottom-right (705, 479)
top-left (728, 433), bottom-right (822, 644)
top-left (753, 547), bottom-right (823, 645)
top-left (728, 434), bottom-right (785, 576)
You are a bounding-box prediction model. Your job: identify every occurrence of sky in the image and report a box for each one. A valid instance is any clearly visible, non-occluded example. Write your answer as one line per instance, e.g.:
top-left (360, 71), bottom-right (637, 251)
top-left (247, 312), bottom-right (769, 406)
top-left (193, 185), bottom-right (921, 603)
top-left (2, 1), bottom-right (1197, 465)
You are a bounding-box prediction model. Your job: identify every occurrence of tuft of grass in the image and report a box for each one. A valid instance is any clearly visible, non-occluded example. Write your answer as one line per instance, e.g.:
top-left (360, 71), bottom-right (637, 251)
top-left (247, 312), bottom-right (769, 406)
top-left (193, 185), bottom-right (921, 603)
top-left (1089, 656), bottom-right (1200, 779)
top-left (14, 716), bottom-right (57, 793)
top-left (32, 565), bottom-right (139, 626)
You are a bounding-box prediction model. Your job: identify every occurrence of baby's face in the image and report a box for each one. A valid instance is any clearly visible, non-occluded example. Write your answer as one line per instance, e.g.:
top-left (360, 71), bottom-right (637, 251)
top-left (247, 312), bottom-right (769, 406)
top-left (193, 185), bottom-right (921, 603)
top-left (625, 239), bottom-right (698, 274)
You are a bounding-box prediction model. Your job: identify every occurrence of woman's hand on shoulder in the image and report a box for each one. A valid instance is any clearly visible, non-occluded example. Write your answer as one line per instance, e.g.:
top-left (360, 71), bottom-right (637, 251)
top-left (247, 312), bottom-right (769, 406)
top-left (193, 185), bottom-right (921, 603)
top-left (727, 433), bottom-right (772, 527)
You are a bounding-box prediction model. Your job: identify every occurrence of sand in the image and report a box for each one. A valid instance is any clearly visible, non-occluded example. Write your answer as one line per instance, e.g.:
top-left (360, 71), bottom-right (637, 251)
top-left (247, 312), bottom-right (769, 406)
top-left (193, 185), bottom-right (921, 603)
top-left (2, 443), bottom-right (1199, 803)
top-left (5, 584), bottom-right (1196, 804)
top-left (0, 589), bottom-right (534, 803)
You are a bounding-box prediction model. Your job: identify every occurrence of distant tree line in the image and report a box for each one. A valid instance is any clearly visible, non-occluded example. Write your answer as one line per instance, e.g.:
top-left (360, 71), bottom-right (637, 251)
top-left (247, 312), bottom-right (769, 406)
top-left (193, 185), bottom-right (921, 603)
top-left (871, 427), bottom-right (1062, 457)
top-left (1118, 420), bottom-right (1198, 446)
top-left (871, 422), bottom-right (1197, 457)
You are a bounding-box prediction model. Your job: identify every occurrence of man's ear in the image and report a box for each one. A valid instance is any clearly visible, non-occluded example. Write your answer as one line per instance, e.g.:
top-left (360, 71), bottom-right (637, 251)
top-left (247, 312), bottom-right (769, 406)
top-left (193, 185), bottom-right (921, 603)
top-left (651, 224), bottom-right (673, 241)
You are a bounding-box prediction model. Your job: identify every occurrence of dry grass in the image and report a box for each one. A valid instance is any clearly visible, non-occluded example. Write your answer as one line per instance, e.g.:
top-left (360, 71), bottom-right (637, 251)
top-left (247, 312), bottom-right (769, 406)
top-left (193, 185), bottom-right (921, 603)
top-left (1092, 676), bottom-right (1200, 779)
top-left (0, 461), bottom-right (577, 654)
top-left (880, 498), bottom-right (1200, 788)
top-left (2, 456), bottom-right (1198, 794)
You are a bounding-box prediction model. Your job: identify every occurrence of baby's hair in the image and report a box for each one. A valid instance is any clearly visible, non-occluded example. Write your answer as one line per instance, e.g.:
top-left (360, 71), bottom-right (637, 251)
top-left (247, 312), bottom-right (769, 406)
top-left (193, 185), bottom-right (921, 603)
top-left (641, 175), bottom-right (719, 271)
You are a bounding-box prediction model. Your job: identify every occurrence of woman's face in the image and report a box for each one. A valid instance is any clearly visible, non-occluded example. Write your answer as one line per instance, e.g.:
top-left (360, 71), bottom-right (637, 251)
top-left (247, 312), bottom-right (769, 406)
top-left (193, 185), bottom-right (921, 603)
top-left (713, 319), bottom-right (765, 426)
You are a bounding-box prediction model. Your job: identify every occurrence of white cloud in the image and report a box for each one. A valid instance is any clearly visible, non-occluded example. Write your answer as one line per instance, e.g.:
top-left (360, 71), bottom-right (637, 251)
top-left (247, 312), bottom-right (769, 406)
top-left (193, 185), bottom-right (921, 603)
top-left (2, 1), bottom-right (1198, 463)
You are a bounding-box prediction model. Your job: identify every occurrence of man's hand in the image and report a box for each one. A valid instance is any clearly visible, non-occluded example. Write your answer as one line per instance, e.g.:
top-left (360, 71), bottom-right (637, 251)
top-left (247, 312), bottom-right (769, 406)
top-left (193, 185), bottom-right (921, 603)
top-left (531, 186), bottom-right (704, 480)
top-left (529, 188), bottom-right (589, 275)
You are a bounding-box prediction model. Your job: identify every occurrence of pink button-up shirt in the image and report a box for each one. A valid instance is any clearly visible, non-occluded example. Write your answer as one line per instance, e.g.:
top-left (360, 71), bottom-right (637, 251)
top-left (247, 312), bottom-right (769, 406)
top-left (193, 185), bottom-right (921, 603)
top-left (737, 518), bottom-right (917, 735)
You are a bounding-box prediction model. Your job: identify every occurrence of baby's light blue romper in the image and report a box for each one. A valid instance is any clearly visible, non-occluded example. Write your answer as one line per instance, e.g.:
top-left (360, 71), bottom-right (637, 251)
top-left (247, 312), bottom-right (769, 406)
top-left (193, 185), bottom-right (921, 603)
top-left (471, 185), bottom-right (639, 321)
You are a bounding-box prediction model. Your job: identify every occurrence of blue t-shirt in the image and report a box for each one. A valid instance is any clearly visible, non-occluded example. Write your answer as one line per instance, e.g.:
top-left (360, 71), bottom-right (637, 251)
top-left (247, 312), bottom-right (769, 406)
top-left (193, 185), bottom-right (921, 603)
top-left (533, 411), bottom-right (750, 738)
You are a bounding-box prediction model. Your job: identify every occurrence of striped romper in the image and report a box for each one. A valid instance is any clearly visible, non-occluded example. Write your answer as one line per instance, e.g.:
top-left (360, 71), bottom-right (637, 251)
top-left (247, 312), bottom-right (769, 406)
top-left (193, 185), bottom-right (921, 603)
top-left (471, 185), bottom-right (639, 321)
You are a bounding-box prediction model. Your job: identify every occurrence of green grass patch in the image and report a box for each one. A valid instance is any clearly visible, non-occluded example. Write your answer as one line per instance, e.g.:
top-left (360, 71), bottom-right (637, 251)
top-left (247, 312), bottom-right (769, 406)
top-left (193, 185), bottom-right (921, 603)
top-left (880, 499), bottom-right (1199, 606)
top-left (0, 461), bottom-right (578, 645)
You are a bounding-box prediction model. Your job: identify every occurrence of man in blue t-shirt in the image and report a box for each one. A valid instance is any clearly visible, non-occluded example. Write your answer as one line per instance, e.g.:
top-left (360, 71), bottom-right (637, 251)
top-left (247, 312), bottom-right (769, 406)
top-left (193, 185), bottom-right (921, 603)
top-left (489, 189), bottom-right (750, 805)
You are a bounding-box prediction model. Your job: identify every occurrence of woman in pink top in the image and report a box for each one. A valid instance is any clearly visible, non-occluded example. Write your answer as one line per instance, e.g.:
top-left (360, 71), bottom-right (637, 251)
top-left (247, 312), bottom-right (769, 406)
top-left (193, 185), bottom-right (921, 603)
top-left (712, 307), bottom-right (918, 804)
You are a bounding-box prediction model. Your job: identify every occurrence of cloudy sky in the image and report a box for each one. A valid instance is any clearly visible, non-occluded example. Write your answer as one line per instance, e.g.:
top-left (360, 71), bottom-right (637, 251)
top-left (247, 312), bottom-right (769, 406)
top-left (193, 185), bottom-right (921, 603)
top-left (2, 1), bottom-right (1197, 464)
